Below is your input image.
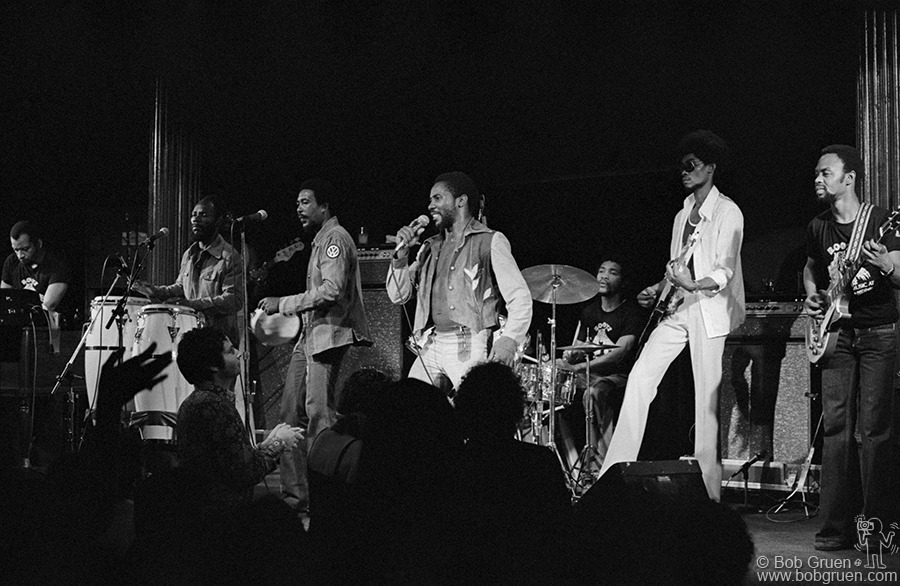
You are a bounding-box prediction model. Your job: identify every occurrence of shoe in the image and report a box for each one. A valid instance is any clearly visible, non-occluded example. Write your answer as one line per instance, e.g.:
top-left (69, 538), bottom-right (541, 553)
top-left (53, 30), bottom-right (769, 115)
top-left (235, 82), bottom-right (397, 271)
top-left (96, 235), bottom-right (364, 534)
top-left (814, 537), bottom-right (851, 551)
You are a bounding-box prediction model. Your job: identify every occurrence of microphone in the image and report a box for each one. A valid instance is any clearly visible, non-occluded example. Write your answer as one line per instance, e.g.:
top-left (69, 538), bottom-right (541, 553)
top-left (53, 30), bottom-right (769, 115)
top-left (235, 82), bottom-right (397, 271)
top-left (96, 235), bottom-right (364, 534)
top-left (731, 450), bottom-right (767, 478)
top-left (234, 210), bottom-right (268, 223)
top-left (141, 227), bottom-right (169, 246)
top-left (394, 215), bottom-right (430, 252)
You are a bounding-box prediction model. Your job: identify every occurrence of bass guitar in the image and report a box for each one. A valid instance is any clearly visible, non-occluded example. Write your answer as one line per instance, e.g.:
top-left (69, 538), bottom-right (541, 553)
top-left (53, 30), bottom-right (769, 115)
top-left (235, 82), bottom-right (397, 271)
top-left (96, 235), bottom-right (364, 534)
top-left (249, 239), bottom-right (305, 284)
top-left (636, 228), bottom-right (701, 353)
top-left (805, 207), bottom-right (900, 363)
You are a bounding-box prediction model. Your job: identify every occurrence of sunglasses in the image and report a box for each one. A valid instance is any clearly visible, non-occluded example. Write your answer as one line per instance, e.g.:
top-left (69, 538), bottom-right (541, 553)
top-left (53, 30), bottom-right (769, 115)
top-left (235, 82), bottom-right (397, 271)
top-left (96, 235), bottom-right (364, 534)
top-left (681, 160), bottom-right (704, 173)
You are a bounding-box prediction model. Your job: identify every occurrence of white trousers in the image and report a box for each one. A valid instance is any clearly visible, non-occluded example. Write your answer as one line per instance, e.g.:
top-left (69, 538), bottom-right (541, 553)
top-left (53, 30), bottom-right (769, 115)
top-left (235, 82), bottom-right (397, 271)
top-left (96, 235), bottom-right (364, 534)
top-left (598, 293), bottom-right (725, 500)
top-left (408, 327), bottom-right (491, 391)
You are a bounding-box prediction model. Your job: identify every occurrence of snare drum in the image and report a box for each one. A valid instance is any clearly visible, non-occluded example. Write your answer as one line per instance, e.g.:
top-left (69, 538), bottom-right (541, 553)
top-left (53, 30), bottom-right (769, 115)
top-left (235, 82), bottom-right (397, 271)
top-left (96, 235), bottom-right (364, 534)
top-left (131, 304), bottom-right (203, 442)
top-left (517, 363), bottom-right (576, 406)
top-left (518, 363), bottom-right (543, 402)
top-left (84, 296), bottom-right (151, 410)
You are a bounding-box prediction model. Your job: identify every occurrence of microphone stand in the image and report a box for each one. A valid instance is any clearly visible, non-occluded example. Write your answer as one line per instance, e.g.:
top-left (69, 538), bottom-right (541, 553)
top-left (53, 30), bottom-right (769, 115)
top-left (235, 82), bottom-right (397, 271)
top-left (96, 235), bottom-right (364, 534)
top-left (235, 223), bottom-right (257, 446)
top-left (729, 451), bottom-right (766, 513)
top-left (51, 241), bottom-right (154, 453)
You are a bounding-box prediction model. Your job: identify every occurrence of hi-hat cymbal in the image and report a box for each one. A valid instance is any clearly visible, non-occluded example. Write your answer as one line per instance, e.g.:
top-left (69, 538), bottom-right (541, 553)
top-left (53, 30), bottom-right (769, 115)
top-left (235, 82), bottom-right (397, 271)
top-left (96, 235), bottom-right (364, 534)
top-left (520, 264), bottom-right (600, 304)
top-left (557, 342), bottom-right (619, 351)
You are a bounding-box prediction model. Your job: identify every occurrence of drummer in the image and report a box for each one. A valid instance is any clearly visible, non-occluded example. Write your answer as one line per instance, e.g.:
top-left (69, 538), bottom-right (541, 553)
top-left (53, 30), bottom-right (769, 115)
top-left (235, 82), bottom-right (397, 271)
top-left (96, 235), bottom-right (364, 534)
top-left (386, 172), bottom-right (532, 394)
top-left (560, 258), bottom-right (646, 466)
top-left (134, 196), bottom-right (243, 345)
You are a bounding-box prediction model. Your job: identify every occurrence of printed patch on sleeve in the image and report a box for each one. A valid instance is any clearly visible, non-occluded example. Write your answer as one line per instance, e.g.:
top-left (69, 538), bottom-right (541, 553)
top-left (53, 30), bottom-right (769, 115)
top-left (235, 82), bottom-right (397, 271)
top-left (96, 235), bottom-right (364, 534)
top-left (326, 244), bottom-right (341, 259)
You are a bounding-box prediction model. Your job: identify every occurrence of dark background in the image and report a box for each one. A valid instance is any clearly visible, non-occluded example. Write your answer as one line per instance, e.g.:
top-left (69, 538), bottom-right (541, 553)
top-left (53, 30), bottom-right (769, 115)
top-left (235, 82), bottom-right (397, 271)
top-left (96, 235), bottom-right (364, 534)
top-left (1, 1), bottom-right (859, 331)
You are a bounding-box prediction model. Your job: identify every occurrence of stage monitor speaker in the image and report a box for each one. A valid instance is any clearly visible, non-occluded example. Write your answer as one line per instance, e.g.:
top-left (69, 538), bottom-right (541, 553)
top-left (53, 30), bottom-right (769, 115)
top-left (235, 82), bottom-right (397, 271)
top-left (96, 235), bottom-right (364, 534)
top-left (577, 460), bottom-right (710, 513)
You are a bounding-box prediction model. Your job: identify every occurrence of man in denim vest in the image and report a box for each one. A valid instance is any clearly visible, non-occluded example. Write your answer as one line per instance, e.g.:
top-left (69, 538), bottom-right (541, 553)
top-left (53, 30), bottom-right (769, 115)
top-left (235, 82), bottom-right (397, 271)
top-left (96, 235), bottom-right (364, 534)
top-left (387, 172), bottom-right (532, 394)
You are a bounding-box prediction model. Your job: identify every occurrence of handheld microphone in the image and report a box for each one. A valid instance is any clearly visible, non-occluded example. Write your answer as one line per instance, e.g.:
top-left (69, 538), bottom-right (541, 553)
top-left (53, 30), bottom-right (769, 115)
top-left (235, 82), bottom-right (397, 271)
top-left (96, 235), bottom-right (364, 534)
top-left (394, 215), bottom-right (430, 252)
top-left (234, 210), bottom-right (268, 223)
top-left (141, 227), bottom-right (169, 246)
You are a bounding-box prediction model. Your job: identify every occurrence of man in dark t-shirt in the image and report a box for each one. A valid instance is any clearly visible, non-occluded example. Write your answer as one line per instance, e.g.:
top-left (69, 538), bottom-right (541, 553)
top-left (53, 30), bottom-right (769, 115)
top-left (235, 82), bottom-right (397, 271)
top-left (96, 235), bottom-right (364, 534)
top-left (1, 221), bottom-right (71, 312)
top-left (803, 144), bottom-right (899, 551)
top-left (1, 220), bottom-right (72, 355)
top-left (561, 259), bottom-right (646, 468)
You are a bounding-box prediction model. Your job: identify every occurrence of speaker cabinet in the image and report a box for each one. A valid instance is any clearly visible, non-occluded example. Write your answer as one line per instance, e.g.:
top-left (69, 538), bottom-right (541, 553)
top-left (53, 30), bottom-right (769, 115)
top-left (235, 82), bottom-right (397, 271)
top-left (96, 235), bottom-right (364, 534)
top-left (252, 288), bottom-right (409, 430)
top-left (719, 308), bottom-right (819, 468)
top-left (339, 288), bottom-right (409, 387)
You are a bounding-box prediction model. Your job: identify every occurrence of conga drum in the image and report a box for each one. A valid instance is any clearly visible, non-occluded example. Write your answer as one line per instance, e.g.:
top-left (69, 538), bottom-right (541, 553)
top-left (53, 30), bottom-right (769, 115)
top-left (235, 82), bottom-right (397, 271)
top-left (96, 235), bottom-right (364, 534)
top-left (130, 304), bottom-right (203, 442)
top-left (84, 296), bottom-right (150, 410)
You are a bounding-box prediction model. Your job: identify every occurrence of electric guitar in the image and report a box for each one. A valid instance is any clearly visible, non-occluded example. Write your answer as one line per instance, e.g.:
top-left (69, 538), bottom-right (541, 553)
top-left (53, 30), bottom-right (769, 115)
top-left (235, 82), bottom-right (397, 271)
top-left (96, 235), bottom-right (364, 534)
top-left (249, 239), bottom-right (305, 284)
top-left (805, 207), bottom-right (900, 363)
top-left (636, 228), bottom-right (702, 353)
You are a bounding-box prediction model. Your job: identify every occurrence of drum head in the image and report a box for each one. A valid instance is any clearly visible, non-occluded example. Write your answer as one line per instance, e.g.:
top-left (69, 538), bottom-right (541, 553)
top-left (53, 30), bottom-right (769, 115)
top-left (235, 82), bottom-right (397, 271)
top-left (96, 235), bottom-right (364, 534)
top-left (251, 308), bottom-right (300, 346)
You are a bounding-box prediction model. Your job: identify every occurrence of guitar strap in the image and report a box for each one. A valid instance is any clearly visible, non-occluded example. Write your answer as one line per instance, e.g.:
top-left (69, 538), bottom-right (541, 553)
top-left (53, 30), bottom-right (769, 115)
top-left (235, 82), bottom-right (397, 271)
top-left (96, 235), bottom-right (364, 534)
top-left (679, 220), bottom-right (704, 268)
top-left (845, 202), bottom-right (873, 265)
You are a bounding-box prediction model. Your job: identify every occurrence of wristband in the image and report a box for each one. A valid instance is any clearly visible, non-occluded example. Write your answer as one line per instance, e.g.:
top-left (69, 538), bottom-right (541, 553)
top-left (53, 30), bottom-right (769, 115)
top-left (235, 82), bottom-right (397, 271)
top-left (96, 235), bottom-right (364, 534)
top-left (881, 265), bottom-right (895, 278)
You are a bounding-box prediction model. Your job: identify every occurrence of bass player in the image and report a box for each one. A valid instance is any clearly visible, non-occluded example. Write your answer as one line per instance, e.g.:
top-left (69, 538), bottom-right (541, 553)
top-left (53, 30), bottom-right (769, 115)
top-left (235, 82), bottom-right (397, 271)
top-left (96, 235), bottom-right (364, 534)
top-left (597, 130), bottom-right (745, 501)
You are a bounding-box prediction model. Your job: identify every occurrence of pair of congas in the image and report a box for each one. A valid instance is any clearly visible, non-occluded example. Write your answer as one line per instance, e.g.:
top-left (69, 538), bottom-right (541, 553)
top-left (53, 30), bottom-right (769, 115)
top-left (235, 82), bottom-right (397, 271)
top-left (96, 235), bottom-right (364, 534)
top-left (84, 299), bottom-right (208, 442)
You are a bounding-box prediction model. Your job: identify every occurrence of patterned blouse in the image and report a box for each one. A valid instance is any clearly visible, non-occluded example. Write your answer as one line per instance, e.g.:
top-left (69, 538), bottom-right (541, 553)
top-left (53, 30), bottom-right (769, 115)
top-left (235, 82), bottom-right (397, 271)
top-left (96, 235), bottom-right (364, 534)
top-left (176, 384), bottom-right (282, 511)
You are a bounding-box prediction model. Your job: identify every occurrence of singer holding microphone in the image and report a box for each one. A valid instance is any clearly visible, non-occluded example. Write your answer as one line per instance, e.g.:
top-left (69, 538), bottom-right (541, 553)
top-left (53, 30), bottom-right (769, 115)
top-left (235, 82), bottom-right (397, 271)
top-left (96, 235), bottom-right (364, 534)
top-left (133, 196), bottom-right (244, 345)
top-left (386, 171), bottom-right (532, 394)
top-left (258, 179), bottom-right (370, 514)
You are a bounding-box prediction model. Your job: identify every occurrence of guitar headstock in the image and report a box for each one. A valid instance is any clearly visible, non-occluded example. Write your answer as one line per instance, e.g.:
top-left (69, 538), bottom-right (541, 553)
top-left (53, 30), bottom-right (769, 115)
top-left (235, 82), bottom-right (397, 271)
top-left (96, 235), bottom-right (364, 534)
top-left (884, 206), bottom-right (900, 236)
top-left (273, 238), bottom-right (305, 262)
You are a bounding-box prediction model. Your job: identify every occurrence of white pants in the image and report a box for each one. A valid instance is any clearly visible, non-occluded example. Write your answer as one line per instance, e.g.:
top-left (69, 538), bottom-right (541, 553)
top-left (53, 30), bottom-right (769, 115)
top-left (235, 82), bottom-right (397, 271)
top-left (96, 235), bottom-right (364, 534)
top-left (408, 327), bottom-right (491, 392)
top-left (598, 293), bottom-right (725, 500)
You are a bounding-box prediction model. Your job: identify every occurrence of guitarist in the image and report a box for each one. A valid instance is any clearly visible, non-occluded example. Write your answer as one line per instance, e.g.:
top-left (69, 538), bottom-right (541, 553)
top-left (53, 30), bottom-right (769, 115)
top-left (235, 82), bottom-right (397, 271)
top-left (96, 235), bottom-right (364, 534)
top-left (803, 144), bottom-right (899, 551)
top-left (597, 130), bottom-right (746, 501)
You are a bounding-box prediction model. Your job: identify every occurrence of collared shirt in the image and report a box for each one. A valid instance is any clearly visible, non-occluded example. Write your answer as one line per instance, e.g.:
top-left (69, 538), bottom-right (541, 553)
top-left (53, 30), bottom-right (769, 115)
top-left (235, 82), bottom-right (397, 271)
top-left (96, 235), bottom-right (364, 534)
top-left (278, 216), bottom-right (370, 355)
top-left (386, 218), bottom-right (532, 348)
top-left (152, 234), bottom-right (243, 344)
top-left (670, 186), bottom-right (745, 338)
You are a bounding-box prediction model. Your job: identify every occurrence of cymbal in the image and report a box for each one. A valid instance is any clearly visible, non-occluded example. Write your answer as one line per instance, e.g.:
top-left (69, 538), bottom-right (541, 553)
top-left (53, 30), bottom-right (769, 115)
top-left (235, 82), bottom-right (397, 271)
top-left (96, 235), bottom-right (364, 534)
top-left (520, 264), bottom-right (600, 304)
top-left (557, 342), bottom-right (619, 351)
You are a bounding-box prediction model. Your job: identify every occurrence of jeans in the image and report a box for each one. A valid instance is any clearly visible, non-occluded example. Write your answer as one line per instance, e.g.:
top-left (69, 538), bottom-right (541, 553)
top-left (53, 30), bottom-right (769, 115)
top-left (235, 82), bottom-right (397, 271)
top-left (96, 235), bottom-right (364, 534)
top-left (278, 340), bottom-right (349, 510)
top-left (817, 323), bottom-right (896, 541)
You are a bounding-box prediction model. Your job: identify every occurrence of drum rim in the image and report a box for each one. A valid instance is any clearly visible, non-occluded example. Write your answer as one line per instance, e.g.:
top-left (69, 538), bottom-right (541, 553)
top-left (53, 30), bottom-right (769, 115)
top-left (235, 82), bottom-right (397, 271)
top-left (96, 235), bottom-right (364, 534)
top-left (141, 303), bottom-right (200, 316)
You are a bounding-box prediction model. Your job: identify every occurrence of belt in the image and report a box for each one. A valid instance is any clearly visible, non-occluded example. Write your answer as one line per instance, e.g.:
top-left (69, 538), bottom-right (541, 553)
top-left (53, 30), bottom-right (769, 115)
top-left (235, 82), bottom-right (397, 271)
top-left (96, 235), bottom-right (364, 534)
top-left (851, 322), bottom-right (897, 333)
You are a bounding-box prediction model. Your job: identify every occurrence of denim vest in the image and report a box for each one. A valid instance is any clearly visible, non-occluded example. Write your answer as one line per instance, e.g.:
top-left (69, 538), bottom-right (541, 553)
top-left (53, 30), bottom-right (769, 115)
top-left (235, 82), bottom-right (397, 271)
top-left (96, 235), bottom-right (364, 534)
top-left (414, 220), bottom-right (500, 335)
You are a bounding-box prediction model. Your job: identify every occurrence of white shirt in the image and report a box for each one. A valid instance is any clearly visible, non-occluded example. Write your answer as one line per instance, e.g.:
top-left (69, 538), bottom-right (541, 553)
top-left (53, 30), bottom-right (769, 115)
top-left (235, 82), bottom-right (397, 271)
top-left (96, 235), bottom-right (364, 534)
top-left (671, 186), bottom-right (746, 338)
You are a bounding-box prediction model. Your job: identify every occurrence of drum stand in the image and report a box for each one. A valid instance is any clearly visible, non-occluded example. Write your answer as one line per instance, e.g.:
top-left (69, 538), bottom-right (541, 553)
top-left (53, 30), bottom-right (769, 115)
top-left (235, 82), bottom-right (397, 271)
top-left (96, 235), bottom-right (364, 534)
top-left (568, 357), bottom-right (601, 495)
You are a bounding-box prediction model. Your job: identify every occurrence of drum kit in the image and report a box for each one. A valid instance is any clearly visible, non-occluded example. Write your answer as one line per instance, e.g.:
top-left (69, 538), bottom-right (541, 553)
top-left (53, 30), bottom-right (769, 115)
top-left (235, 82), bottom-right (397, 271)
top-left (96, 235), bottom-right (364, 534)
top-left (519, 264), bottom-right (617, 494)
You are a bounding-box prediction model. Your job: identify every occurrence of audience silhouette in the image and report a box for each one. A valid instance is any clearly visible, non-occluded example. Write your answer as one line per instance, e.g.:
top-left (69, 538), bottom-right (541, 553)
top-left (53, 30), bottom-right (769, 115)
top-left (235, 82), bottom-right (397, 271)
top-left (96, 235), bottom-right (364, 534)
top-left (1, 354), bottom-right (755, 585)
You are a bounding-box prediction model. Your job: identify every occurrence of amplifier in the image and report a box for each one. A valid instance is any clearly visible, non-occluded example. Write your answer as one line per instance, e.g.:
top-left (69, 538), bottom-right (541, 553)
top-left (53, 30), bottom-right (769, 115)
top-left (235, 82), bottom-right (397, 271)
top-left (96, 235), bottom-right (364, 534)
top-left (358, 247), bottom-right (395, 288)
top-left (744, 300), bottom-right (805, 315)
top-left (731, 301), bottom-right (807, 339)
